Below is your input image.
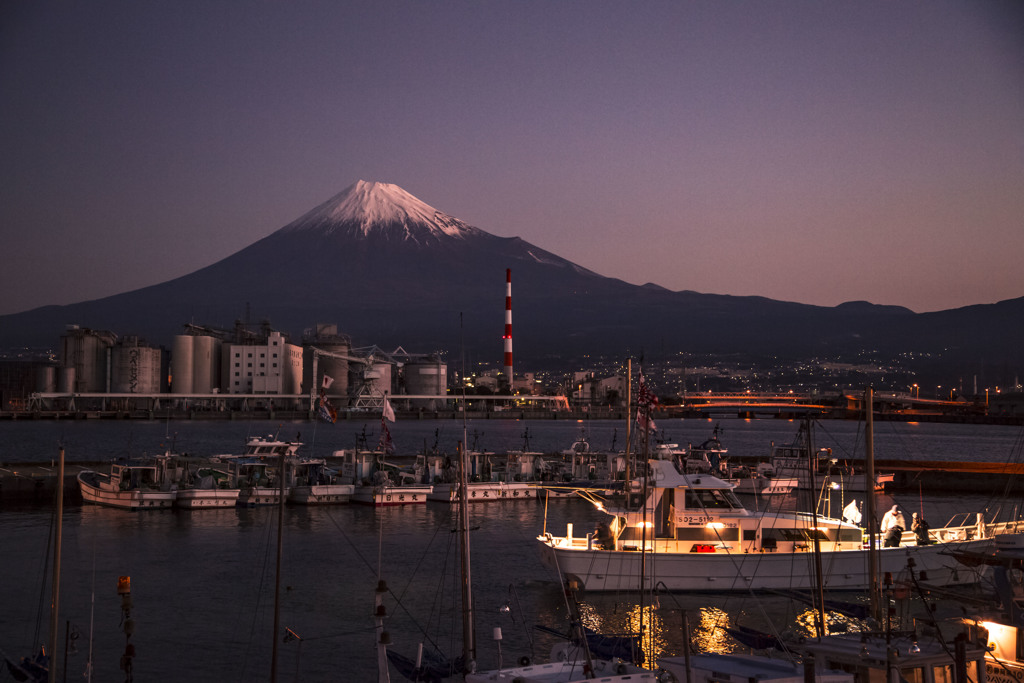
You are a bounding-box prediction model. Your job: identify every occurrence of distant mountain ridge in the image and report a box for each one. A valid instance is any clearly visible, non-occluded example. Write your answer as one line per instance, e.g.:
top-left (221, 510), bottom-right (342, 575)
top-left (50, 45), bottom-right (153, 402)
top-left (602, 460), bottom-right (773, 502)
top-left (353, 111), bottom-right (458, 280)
top-left (1, 181), bottom-right (1021, 382)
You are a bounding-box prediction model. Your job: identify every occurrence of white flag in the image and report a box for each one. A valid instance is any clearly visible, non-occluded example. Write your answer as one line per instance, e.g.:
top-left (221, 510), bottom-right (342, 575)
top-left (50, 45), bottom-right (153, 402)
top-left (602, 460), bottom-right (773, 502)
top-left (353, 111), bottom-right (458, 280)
top-left (321, 374), bottom-right (334, 390)
top-left (382, 397), bottom-right (395, 422)
top-left (842, 499), bottom-right (862, 525)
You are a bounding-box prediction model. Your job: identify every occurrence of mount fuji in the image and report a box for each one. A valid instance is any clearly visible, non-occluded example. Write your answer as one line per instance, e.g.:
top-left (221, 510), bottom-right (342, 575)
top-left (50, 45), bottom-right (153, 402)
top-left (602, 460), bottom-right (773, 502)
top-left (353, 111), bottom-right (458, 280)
top-left (1, 180), bottom-right (1022, 374)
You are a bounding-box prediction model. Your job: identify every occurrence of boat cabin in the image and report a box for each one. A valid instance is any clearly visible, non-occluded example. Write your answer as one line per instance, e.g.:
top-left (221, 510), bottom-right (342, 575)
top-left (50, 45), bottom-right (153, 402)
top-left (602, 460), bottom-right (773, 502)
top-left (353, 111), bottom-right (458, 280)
top-left (604, 460), bottom-right (863, 555)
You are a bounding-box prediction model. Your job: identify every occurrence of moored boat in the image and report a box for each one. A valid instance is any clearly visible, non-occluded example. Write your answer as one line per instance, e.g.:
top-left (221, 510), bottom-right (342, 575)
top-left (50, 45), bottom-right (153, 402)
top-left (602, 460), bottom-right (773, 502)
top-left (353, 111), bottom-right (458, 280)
top-left (78, 460), bottom-right (177, 510)
top-left (174, 466), bottom-right (240, 509)
top-left (287, 459), bottom-right (354, 504)
top-left (537, 458), bottom-right (1023, 592)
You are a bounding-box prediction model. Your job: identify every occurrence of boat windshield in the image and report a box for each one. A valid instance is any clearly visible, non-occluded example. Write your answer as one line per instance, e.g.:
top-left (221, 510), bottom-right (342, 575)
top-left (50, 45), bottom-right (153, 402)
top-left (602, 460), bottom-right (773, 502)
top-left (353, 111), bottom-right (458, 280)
top-left (684, 487), bottom-right (743, 510)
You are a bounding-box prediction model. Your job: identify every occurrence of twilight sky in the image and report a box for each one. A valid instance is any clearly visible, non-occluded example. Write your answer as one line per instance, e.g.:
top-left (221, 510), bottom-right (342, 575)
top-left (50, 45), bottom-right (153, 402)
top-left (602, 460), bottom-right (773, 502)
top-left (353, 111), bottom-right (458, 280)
top-left (1, 1), bottom-right (1021, 316)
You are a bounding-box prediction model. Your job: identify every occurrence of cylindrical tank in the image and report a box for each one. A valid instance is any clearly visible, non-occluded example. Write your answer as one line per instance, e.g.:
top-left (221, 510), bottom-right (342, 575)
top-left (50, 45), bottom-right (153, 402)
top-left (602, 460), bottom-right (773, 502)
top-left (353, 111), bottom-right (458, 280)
top-left (192, 336), bottom-right (214, 394)
top-left (303, 343), bottom-right (350, 397)
top-left (36, 365), bottom-right (57, 393)
top-left (111, 344), bottom-right (162, 393)
top-left (404, 360), bottom-right (448, 409)
top-left (58, 367), bottom-right (76, 393)
top-left (171, 335), bottom-right (194, 394)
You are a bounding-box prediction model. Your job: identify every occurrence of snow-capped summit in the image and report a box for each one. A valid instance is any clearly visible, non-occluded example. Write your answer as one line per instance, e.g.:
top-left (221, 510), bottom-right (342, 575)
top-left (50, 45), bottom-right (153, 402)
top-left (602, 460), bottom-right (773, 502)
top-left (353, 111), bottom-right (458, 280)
top-left (278, 180), bottom-right (483, 243)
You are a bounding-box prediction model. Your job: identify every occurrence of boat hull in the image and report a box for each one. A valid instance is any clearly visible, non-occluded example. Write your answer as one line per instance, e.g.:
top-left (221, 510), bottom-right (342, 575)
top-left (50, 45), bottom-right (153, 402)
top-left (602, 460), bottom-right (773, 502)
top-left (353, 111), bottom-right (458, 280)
top-left (351, 485), bottom-right (432, 506)
top-left (175, 488), bottom-right (240, 509)
top-left (537, 535), bottom-right (996, 592)
top-left (236, 487), bottom-right (283, 507)
top-left (427, 482), bottom-right (536, 503)
top-left (78, 471), bottom-right (176, 510)
top-left (288, 484), bottom-right (354, 505)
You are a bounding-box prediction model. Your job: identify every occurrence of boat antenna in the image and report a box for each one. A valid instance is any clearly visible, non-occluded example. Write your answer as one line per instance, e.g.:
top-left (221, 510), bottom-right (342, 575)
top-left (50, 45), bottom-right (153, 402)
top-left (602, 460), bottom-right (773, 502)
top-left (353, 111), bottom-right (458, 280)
top-left (864, 385), bottom-right (881, 624)
top-left (458, 312), bottom-right (476, 672)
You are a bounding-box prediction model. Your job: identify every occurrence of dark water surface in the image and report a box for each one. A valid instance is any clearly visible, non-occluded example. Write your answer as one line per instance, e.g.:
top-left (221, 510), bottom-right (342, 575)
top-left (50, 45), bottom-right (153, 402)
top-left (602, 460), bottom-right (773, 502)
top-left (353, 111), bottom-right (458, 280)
top-left (1, 417), bottom-right (1021, 681)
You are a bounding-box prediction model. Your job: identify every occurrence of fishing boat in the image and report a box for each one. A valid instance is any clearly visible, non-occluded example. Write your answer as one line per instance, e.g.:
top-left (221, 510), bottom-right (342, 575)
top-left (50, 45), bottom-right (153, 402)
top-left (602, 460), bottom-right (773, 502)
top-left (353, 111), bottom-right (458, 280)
top-left (426, 450), bottom-right (540, 503)
top-left (172, 462), bottom-right (239, 508)
top-left (770, 424), bottom-right (894, 493)
top-left (721, 462), bottom-right (797, 495)
top-left (537, 456), bottom-right (1022, 592)
top-left (78, 459), bottom-right (177, 510)
top-left (948, 532), bottom-right (1024, 683)
top-left (287, 459), bottom-right (354, 504)
top-left (216, 435), bottom-right (301, 507)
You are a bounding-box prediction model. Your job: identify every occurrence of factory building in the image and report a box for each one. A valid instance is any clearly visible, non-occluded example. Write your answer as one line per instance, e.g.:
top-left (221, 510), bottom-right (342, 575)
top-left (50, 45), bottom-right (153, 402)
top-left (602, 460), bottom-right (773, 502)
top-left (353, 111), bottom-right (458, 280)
top-left (223, 330), bottom-right (302, 394)
top-left (59, 325), bottom-right (117, 393)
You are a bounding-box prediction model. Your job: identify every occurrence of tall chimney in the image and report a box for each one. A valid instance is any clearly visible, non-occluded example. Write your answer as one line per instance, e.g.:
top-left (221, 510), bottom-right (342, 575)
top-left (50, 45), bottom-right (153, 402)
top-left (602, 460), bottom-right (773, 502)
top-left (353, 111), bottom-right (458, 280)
top-left (504, 269), bottom-right (513, 385)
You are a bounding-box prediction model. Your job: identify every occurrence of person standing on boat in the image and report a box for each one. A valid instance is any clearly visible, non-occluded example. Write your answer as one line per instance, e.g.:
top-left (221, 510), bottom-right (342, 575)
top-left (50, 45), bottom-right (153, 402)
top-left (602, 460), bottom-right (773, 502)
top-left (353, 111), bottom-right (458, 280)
top-left (911, 512), bottom-right (931, 545)
top-left (881, 504), bottom-right (906, 547)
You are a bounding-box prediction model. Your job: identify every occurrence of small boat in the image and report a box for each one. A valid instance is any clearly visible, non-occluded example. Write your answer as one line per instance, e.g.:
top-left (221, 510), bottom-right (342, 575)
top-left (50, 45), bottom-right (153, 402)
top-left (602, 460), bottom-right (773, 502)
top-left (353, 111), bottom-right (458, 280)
top-left (659, 653), bottom-right (853, 683)
top-left (173, 462), bottom-right (239, 509)
top-left (721, 462), bottom-right (797, 495)
top-left (770, 424), bottom-right (893, 493)
top-left (538, 457), bottom-right (1022, 592)
top-left (216, 435), bottom-right (301, 507)
top-left (287, 459), bottom-right (354, 505)
top-left (948, 532), bottom-right (1024, 682)
top-left (78, 459), bottom-right (176, 510)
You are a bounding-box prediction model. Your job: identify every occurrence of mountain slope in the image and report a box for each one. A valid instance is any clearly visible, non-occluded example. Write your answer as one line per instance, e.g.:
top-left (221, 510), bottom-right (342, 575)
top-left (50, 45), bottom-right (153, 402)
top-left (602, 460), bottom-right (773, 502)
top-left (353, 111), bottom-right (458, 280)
top-left (0, 181), bottom-right (1020, 377)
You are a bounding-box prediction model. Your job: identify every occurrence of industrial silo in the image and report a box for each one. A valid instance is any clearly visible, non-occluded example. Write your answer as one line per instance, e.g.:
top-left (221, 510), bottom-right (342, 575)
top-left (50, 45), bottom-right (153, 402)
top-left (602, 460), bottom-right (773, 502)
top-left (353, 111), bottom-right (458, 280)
top-left (36, 365), bottom-right (57, 393)
top-left (302, 325), bottom-right (350, 397)
top-left (192, 335), bottom-right (219, 394)
top-left (58, 367), bottom-right (76, 393)
top-left (404, 359), bottom-right (448, 409)
top-left (111, 339), bottom-right (162, 393)
top-left (171, 335), bottom-right (194, 394)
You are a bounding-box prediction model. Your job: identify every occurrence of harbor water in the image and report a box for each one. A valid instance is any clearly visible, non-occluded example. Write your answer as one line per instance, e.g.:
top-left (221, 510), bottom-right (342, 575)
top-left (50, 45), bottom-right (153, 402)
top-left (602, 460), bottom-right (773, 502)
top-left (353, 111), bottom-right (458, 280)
top-left (1, 417), bottom-right (1021, 682)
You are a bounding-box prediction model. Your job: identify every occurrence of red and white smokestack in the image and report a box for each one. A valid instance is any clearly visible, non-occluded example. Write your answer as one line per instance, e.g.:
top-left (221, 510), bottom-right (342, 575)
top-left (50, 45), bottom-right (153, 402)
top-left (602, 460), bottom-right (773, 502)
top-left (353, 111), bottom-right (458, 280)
top-left (504, 268), bottom-right (513, 383)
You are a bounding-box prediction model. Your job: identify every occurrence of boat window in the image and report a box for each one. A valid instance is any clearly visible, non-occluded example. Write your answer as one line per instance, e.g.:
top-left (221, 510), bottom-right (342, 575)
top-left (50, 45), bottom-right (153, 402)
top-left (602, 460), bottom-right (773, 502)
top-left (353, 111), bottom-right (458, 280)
top-left (684, 488), bottom-right (741, 509)
top-left (675, 527), bottom-right (739, 542)
top-left (838, 529), bottom-right (862, 543)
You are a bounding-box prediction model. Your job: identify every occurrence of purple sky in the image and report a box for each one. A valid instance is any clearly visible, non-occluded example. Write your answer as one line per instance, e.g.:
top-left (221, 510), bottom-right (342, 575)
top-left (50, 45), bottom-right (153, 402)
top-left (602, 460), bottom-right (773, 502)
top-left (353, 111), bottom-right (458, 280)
top-left (2, 1), bottom-right (1021, 316)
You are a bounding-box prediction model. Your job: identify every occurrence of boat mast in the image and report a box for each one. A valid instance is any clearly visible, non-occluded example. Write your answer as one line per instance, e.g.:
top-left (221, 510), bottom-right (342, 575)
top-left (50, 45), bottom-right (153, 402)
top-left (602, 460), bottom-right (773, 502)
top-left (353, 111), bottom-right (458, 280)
top-left (48, 446), bottom-right (64, 683)
top-left (805, 420), bottom-right (826, 639)
top-left (624, 358), bottom-right (632, 489)
top-left (864, 386), bottom-right (881, 623)
top-left (459, 313), bottom-right (475, 672)
top-left (270, 444), bottom-right (286, 682)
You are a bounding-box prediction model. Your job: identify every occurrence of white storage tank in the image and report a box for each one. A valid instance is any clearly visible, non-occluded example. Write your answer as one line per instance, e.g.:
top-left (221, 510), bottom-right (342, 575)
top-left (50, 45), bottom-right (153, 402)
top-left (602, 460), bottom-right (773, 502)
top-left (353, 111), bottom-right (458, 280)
top-left (111, 341), bottom-right (162, 393)
top-left (192, 335), bottom-right (218, 394)
top-left (171, 335), bottom-right (194, 394)
top-left (404, 359), bottom-right (448, 409)
top-left (36, 365), bottom-right (57, 393)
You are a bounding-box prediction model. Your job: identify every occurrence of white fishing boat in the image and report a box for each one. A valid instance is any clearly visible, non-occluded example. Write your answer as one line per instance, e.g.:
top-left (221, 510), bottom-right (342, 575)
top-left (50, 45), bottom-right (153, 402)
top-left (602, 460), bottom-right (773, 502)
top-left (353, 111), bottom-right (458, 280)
top-left (172, 463), bottom-right (239, 509)
top-left (770, 425), bottom-right (893, 493)
top-left (948, 532), bottom-right (1024, 683)
top-left (287, 459), bottom-right (354, 504)
top-left (78, 460), bottom-right (177, 510)
top-left (425, 450), bottom-right (539, 502)
top-left (538, 457), bottom-right (1022, 592)
top-left (216, 435), bottom-right (301, 507)
top-left (721, 462), bottom-right (798, 495)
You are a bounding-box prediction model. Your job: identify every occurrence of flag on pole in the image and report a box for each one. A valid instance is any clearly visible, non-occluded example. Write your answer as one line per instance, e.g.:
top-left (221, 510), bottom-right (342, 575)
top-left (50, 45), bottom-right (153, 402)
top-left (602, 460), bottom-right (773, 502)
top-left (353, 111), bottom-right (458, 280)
top-left (636, 368), bottom-right (658, 433)
top-left (382, 396), bottom-right (395, 423)
top-left (318, 396), bottom-right (337, 423)
top-left (378, 416), bottom-right (395, 455)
